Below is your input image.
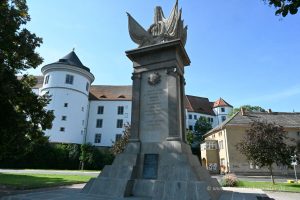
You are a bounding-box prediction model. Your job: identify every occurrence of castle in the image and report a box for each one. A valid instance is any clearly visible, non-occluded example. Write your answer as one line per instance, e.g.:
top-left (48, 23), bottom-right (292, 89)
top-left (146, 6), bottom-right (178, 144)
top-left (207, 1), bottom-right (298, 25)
top-left (33, 51), bottom-right (233, 147)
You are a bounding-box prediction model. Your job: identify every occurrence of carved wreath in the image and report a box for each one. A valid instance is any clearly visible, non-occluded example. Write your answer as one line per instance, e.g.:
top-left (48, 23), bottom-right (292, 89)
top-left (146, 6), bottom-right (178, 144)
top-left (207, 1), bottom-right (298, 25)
top-left (148, 72), bottom-right (161, 86)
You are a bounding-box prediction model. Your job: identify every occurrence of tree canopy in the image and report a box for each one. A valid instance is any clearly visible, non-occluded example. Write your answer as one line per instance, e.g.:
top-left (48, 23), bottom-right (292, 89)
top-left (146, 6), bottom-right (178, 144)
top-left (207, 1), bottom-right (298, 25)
top-left (111, 123), bottom-right (131, 155)
top-left (194, 117), bottom-right (212, 136)
top-left (0, 0), bottom-right (54, 160)
top-left (228, 105), bottom-right (266, 117)
top-left (263, 0), bottom-right (300, 17)
top-left (236, 120), bottom-right (294, 184)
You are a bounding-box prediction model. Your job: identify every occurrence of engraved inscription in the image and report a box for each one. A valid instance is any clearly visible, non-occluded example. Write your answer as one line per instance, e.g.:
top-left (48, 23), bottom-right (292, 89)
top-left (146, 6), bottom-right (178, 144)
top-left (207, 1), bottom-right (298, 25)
top-left (143, 154), bottom-right (159, 179)
top-left (143, 88), bottom-right (164, 131)
top-left (140, 70), bottom-right (168, 142)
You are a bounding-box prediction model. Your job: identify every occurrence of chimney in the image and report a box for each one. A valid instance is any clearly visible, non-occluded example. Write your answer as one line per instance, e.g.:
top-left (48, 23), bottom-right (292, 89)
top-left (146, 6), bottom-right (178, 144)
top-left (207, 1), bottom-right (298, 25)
top-left (268, 109), bottom-right (272, 113)
top-left (241, 107), bottom-right (245, 116)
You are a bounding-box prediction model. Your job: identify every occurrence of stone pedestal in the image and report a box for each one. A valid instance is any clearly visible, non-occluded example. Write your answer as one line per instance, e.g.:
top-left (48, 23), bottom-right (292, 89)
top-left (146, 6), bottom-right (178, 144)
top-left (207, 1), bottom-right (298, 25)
top-left (82, 40), bottom-right (223, 200)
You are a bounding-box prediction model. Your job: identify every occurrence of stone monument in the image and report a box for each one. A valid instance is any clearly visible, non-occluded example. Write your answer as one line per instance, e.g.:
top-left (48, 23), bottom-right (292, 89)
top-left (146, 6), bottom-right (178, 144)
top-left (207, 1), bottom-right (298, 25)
top-left (83, 1), bottom-right (222, 199)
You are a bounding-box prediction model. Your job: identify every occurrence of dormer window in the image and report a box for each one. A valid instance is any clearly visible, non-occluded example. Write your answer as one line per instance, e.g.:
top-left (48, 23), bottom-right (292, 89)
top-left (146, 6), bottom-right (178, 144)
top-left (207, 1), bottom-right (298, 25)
top-left (65, 74), bottom-right (74, 84)
top-left (118, 95), bottom-right (125, 98)
top-left (100, 95), bottom-right (107, 98)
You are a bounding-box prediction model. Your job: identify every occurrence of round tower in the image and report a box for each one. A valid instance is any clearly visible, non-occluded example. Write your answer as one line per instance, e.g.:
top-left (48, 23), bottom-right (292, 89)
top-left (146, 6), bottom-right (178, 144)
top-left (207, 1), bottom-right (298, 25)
top-left (213, 97), bottom-right (233, 124)
top-left (40, 51), bottom-right (94, 144)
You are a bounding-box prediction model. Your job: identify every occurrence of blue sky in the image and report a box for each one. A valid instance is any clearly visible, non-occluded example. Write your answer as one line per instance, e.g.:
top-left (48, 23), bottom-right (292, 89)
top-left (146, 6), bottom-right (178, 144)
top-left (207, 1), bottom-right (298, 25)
top-left (26, 0), bottom-right (300, 112)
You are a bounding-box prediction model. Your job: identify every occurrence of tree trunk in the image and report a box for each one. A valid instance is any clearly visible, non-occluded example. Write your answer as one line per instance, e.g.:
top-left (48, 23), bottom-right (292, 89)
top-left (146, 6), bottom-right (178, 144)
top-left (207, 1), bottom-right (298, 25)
top-left (269, 165), bottom-right (275, 184)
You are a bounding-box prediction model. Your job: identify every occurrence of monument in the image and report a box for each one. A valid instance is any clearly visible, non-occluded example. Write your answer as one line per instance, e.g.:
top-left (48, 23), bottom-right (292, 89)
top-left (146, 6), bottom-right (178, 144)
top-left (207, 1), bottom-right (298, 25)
top-left (82, 1), bottom-right (223, 199)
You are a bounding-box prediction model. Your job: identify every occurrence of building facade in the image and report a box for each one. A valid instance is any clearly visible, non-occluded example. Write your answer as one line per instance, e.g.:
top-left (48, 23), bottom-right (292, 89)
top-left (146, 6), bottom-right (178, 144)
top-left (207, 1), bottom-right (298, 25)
top-left (34, 51), bottom-right (233, 147)
top-left (201, 109), bottom-right (300, 175)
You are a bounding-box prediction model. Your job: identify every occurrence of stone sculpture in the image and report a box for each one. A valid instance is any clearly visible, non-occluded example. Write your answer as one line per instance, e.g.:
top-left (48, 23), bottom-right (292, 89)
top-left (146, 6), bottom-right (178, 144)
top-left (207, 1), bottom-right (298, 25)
top-left (127, 0), bottom-right (187, 47)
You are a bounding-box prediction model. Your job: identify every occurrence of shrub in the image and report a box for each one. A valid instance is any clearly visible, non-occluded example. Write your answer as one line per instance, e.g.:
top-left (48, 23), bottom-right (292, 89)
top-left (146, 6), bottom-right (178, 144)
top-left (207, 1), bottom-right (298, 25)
top-left (220, 173), bottom-right (239, 187)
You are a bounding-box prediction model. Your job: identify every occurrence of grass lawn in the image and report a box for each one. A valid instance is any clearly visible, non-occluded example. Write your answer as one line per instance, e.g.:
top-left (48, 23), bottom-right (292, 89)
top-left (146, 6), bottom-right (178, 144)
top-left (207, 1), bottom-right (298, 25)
top-left (0, 173), bottom-right (93, 189)
top-left (237, 181), bottom-right (300, 193)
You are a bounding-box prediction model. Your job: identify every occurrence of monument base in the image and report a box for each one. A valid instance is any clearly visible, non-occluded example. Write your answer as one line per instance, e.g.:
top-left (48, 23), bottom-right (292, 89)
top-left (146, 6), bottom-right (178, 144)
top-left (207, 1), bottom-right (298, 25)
top-left (82, 141), bottom-right (222, 200)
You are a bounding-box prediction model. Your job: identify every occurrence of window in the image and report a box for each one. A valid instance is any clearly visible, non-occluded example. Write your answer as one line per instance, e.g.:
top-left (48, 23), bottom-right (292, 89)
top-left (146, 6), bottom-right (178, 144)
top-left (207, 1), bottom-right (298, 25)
top-left (221, 107), bottom-right (225, 112)
top-left (297, 132), bottom-right (300, 136)
top-left (207, 141), bottom-right (217, 149)
top-left (218, 140), bottom-right (224, 149)
top-left (117, 119), bottom-right (123, 128)
top-left (94, 134), bottom-right (101, 143)
top-left (82, 120), bottom-right (84, 125)
top-left (189, 125), bottom-right (193, 131)
top-left (115, 134), bottom-right (122, 142)
top-left (81, 107), bottom-right (84, 112)
top-left (96, 119), bottom-right (103, 128)
top-left (117, 106), bottom-right (124, 115)
top-left (64, 103), bottom-right (68, 107)
top-left (188, 114), bottom-right (192, 119)
top-left (60, 127), bottom-right (65, 132)
top-left (221, 116), bottom-right (226, 122)
top-left (65, 74), bottom-right (74, 84)
top-left (61, 116), bottom-right (67, 121)
top-left (211, 118), bottom-right (214, 122)
top-left (44, 75), bottom-right (50, 84)
top-left (194, 115), bottom-right (197, 120)
top-left (97, 106), bottom-right (104, 114)
top-left (86, 82), bottom-right (89, 91)
top-left (220, 158), bottom-right (225, 166)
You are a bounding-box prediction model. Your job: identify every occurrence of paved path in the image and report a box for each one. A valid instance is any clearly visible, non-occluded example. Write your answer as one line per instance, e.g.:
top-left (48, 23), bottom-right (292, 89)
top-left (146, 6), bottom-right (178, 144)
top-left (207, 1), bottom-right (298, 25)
top-left (212, 175), bottom-right (294, 183)
top-left (0, 169), bottom-right (100, 177)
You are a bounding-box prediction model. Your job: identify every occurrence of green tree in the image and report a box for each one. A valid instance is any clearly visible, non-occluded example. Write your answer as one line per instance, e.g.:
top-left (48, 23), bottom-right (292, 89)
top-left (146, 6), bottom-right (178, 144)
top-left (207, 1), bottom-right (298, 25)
top-left (236, 121), bottom-right (293, 184)
top-left (111, 123), bottom-right (131, 155)
top-left (194, 117), bottom-right (212, 137)
top-left (263, 0), bottom-right (300, 17)
top-left (228, 105), bottom-right (266, 117)
top-left (0, 0), bottom-right (54, 160)
top-left (186, 130), bottom-right (195, 145)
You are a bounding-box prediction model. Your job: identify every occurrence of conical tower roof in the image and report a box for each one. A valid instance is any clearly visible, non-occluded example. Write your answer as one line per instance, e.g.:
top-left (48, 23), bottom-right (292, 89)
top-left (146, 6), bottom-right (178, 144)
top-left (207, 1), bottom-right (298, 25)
top-left (48, 51), bottom-right (90, 72)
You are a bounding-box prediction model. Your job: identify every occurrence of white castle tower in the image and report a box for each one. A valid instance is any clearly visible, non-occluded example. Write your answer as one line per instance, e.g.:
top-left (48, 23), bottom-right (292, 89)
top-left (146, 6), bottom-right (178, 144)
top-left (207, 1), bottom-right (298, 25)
top-left (40, 51), bottom-right (95, 144)
top-left (213, 97), bottom-right (233, 124)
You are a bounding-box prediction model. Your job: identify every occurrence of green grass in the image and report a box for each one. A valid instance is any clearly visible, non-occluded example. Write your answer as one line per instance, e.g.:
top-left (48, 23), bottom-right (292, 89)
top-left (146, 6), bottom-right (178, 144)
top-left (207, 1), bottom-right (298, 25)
top-left (237, 181), bottom-right (300, 193)
top-left (0, 173), bottom-right (93, 189)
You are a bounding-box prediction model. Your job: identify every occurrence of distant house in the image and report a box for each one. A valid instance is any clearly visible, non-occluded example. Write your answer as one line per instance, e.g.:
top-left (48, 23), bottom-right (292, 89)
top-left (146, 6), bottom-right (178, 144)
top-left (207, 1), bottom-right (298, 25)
top-left (201, 109), bottom-right (300, 175)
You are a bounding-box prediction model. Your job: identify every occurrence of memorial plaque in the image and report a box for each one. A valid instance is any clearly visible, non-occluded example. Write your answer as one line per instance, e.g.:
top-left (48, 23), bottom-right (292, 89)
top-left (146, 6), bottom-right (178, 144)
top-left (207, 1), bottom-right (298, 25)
top-left (143, 154), bottom-right (159, 179)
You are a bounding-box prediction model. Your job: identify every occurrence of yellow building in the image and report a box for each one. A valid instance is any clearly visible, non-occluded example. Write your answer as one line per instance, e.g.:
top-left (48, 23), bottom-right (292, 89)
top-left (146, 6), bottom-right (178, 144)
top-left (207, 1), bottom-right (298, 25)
top-left (201, 109), bottom-right (300, 175)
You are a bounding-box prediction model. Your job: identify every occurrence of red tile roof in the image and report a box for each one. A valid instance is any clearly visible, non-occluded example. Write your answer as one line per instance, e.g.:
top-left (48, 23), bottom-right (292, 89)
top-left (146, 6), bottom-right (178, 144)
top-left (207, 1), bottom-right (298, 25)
top-left (185, 95), bottom-right (216, 116)
top-left (89, 85), bottom-right (132, 101)
top-left (213, 98), bottom-right (233, 108)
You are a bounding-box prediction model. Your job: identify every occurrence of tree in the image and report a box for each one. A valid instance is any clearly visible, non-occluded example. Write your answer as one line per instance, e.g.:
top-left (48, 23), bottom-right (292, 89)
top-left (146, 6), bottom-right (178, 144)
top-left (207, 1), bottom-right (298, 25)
top-left (194, 117), bottom-right (212, 137)
top-left (236, 121), bottom-right (293, 184)
top-left (263, 0), bottom-right (300, 17)
top-left (0, 0), bottom-right (54, 160)
top-left (186, 130), bottom-right (195, 145)
top-left (111, 123), bottom-right (131, 155)
top-left (228, 105), bottom-right (266, 117)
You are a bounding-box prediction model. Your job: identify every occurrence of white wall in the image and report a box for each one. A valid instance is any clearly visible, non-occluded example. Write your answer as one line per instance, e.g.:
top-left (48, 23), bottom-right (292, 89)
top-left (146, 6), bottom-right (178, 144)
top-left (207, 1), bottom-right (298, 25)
top-left (42, 70), bottom-right (91, 96)
top-left (86, 100), bottom-right (132, 146)
top-left (40, 67), bottom-right (92, 144)
top-left (186, 112), bottom-right (218, 131)
top-left (213, 106), bottom-right (233, 124)
top-left (41, 88), bottom-right (88, 144)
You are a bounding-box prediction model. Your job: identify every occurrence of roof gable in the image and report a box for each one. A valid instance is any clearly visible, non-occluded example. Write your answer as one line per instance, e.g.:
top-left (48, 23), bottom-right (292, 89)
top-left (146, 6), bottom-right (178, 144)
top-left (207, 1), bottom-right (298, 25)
top-left (213, 98), bottom-right (233, 108)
